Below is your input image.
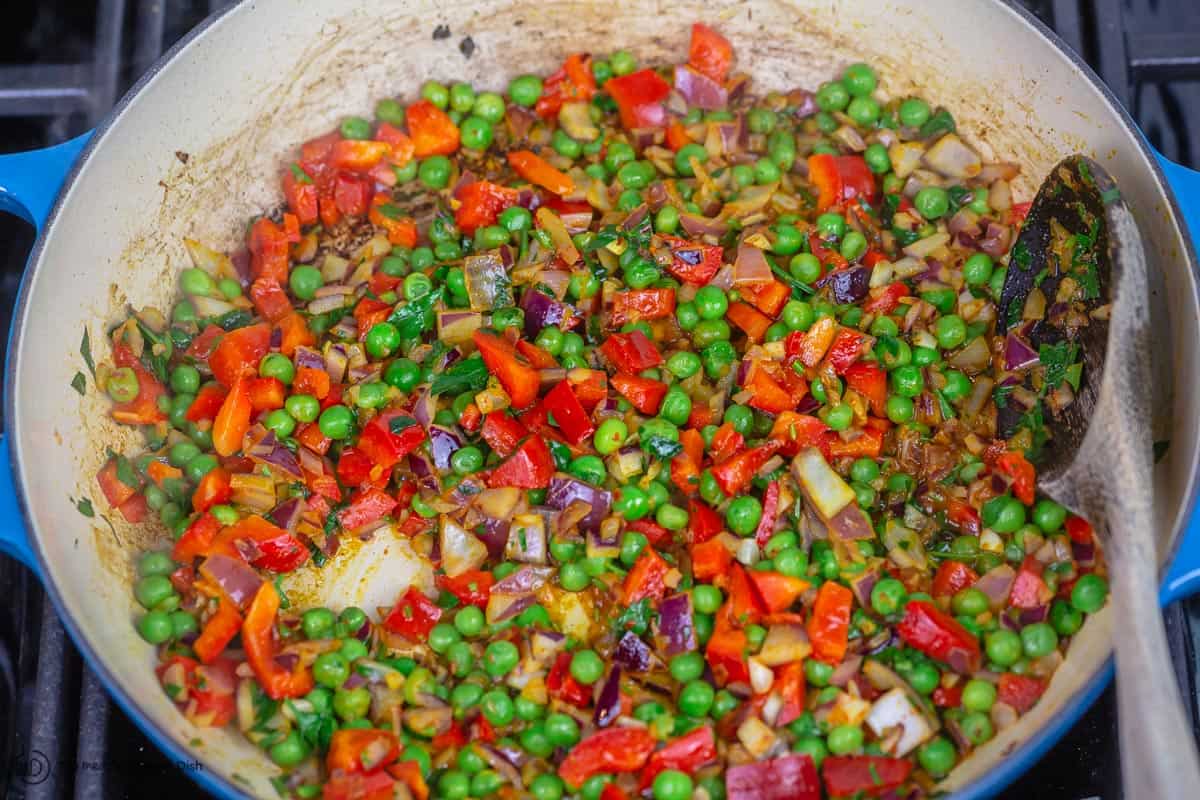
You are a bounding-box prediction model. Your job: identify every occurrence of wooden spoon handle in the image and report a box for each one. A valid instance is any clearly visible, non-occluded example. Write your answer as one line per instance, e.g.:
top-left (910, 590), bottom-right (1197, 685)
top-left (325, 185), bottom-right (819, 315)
top-left (1108, 520), bottom-right (1200, 799)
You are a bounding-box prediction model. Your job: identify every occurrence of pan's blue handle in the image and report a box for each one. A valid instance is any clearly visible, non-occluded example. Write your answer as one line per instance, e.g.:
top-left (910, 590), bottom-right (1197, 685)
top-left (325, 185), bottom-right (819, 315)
top-left (1158, 150), bottom-right (1200, 603)
top-left (0, 134), bottom-right (91, 576)
top-left (0, 437), bottom-right (38, 575)
top-left (0, 133), bottom-right (90, 230)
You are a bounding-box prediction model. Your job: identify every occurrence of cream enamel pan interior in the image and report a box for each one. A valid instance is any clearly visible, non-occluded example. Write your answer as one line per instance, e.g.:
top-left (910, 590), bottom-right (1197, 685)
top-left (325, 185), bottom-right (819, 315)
top-left (8, 0), bottom-right (1200, 797)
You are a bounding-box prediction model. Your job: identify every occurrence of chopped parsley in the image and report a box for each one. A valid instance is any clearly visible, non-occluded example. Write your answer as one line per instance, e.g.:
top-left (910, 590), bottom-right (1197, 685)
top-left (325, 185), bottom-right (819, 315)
top-left (429, 354), bottom-right (489, 396)
top-left (71, 371), bottom-right (87, 395)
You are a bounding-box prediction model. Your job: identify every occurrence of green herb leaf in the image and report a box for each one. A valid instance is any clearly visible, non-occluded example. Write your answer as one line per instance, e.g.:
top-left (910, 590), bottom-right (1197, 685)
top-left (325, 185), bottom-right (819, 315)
top-left (892, 227), bottom-right (921, 248)
top-left (935, 389), bottom-right (956, 420)
top-left (388, 415), bottom-right (419, 434)
top-left (1011, 240), bottom-right (1032, 272)
top-left (212, 309), bottom-right (254, 331)
top-left (80, 328), bottom-right (95, 377)
top-left (74, 497), bottom-right (95, 518)
top-left (993, 383), bottom-right (1014, 409)
top-left (170, 326), bottom-right (196, 353)
top-left (289, 163), bottom-right (313, 185)
top-left (71, 371), bottom-right (87, 395)
top-left (767, 255), bottom-right (815, 296)
top-left (388, 286), bottom-right (442, 340)
top-left (918, 108), bottom-right (956, 139)
top-left (274, 576), bottom-right (290, 609)
top-left (376, 202), bottom-right (405, 220)
top-left (429, 354), bottom-right (488, 396)
top-left (111, 451), bottom-right (140, 490)
top-left (1039, 341), bottom-right (1079, 392)
top-left (1101, 187), bottom-right (1122, 205)
top-left (135, 319), bottom-right (173, 384)
top-left (612, 597), bottom-right (656, 637)
top-left (583, 225), bottom-right (621, 253)
top-left (642, 435), bottom-right (683, 459)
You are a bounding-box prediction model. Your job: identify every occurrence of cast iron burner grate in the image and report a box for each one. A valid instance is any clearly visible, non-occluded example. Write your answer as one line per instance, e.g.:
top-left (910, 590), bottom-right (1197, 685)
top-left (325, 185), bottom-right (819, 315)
top-left (1, 2), bottom-right (1198, 798)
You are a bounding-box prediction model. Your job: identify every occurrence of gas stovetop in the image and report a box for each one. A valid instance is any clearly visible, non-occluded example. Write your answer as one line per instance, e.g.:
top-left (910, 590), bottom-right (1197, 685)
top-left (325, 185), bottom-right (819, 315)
top-left (1, 2), bottom-right (1199, 798)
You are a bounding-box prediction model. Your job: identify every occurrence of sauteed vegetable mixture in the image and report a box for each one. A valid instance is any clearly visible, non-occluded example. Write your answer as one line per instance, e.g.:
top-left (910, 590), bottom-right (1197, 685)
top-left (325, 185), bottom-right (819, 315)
top-left (93, 23), bottom-right (1109, 799)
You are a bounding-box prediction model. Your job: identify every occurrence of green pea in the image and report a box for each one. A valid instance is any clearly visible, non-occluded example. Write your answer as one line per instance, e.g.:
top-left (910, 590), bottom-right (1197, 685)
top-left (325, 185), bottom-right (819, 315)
top-left (484, 639), bottom-right (520, 677)
top-left (1071, 573), bottom-right (1108, 614)
top-left (674, 143), bottom-right (708, 177)
top-left (731, 163), bottom-right (755, 188)
top-left (846, 96), bottom-right (880, 127)
top-left (1050, 599), bottom-right (1083, 636)
top-left (289, 264), bottom-right (323, 300)
top-left (827, 724), bottom-right (864, 755)
top-left (617, 160), bottom-right (656, 190)
top-left (659, 388), bottom-right (692, 426)
top-left (915, 186), bottom-right (950, 220)
top-left (941, 370), bottom-right (972, 401)
top-left (985, 629), bottom-right (1023, 666)
top-left (614, 486), bottom-right (650, 521)
top-left (669, 652), bottom-right (705, 683)
top-left (1033, 499), bottom-right (1067, 533)
top-left (823, 403), bottom-right (853, 431)
top-left (656, 503), bottom-right (689, 531)
top-left (312, 651), bottom-right (350, 688)
top-left (180, 268), bottom-right (215, 297)
top-left (508, 74), bottom-right (543, 106)
top-left (665, 351), bottom-right (701, 380)
top-left (842, 63), bottom-right (877, 96)
top-left (790, 253), bottom-right (822, 285)
top-left (918, 736), bottom-right (956, 776)
top-left (891, 365), bottom-right (925, 398)
top-left (982, 495), bottom-right (1026, 534)
top-left (936, 315), bottom-right (967, 350)
top-left (472, 92), bottom-right (506, 124)
top-left (340, 115), bottom-right (371, 139)
top-left (316, 405), bottom-right (352, 439)
top-left (701, 341), bottom-right (736, 379)
top-left (653, 770), bottom-right (693, 800)
top-left (899, 97), bottom-right (932, 128)
top-left (137, 611), bottom-right (173, 644)
top-left (418, 155), bottom-right (452, 189)
top-left (460, 115), bottom-right (494, 150)
top-left (726, 496), bottom-right (762, 537)
top-left (864, 142), bottom-right (891, 174)
top-left (169, 365), bottom-right (201, 396)
top-left (952, 587), bottom-right (990, 617)
top-left (816, 81), bottom-right (850, 112)
top-left (754, 158), bottom-right (781, 185)
top-left (870, 578), bottom-right (908, 616)
top-left (962, 711), bottom-right (994, 745)
top-left (771, 223), bottom-right (804, 256)
top-left (747, 107), bottom-right (777, 134)
top-left (570, 650), bottom-right (605, 684)
top-left (694, 285), bottom-right (729, 321)
top-left (1021, 622), bottom-right (1059, 658)
top-left (963, 252), bottom-right (994, 286)
top-left (610, 49), bottom-right (637, 75)
top-left (840, 231), bottom-right (868, 262)
top-left (438, 770), bottom-right (470, 800)
top-left (592, 418), bottom-right (628, 456)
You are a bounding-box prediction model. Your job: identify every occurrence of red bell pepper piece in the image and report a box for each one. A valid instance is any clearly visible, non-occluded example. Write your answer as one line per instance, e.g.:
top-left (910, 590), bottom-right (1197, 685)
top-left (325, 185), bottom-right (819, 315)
top-left (728, 564), bottom-right (765, 624)
top-left (1065, 515), bottom-right (1094, 544)
top-left (825, 327), bottom-right (870, 374)
top-left (247, 218), bottom-right (290, 283)
top-left (247, 376), bottom-right (286, 411)
top-left (386, 762), bottom-right (429, 800)
top-left (946, 498), bottom-right (982, 536)
top-left (354, 297), bottom-right (392, 342)
top-left (842, 361), bottom-right (887, 417)
top-left (791, 316), bottom-right (837, 368)
top-left (688, 23), bottom-right (734, 83)
top-left (146, 460), bottom-right (182, 488)
top-left (662, 236), bottom-right (723, 285)
top-left (726, 301), bottom-right (773, 343)
top-left (193, 598), bottom-right (243, 664)
top-left (333, 171), bottom-right (373, 216)
top-left (357, 410), bottom-right (428, 471)
top-left (406, 99), bottom-right (459, 157)
top-left (628, 518), bottom-right (671, 546)
top-left (275, 312), bottom-right (314, 358)
top-left (1010, 200), bottom-right (1033, 225)
top-left (610, 372), bottom-right (668, 415)
top-left (754, 481), bottom-right (781, 545)
top-left (710, 441), bottom-right (782, 496)
top-left (327, 728), bottom-right (400, 774)
top-left (282, 166), bottom-right (319, 226)
top-left (741, 279), bottom-right (792, 317)
top-left (96, 457), bottom-right (138, 509)
top-left (725, 755), bottom-right (821, 800)
top-left (157, 655), bottom-right (239, 727)
top-left (208, 322), bottom-right (271, 388)
top-left (547, 650), bottom-right (592, 708)
top-left (454, 180), bottom-right (519, 234)
top-left (688, 498), bottom-right (724, 544)
top-left (598, 330), bottom-right (662, 372)
top-left (192, 466), bottom-right (232, 514)
top-left (327, 139), bottom-right (390, 172)
top-left (516, 339), bottom-right (559, 369)
top-left (640, 726), bottom-right (716, 788)
top-left (213, 514), bottom-right (309, 573)
top-left (1010, 555), bottom-right (1052, 609)
top-left (774, 662), bottom-right (808, 726)
top-left (994, 450), bottom-right (1037, 505)
top-left (706, 610), bottom-right (750, 685)
top-left (172, 513), bottom-right (221, 563)
top-left (336, 446), bottom-right (375, 487)
top-left (185, 384), bottom-right (227, 422)
top-left (108, 345), bottom-right (168, 426)
top-left (807, 154), bottom-right (878, 212)
top-left (808, 581), bottom-right (853, 663)
top-left (744, 363), bottom-right (797, 414)
top-left (605, 69), bottom-right (671, 129)
top-left (212, 376), bottom-right (252, 457)
top-left (558, 727), bottom-right (657, 788)
top-left (822, 756), bottom-right (912, 798)
top-left (368, 193), bottom-right (418, 247)
top-left (770, 412), bottom-right (831, 458)
top-left (338, 487), bottom-right (398, 530)
top-left (898, 600), bottom-right (982, 673)
top-left (862, 282), bottom-right (910, 314)
top-left (563, 369), bottom-right (605, 411)
top-left (473, 330), bottom-right (541, 409)
top-left (543, 381), bottom-right (594, 445)
top-left (709, 422), bottom-right (744, 463)
top-left (611, 288), bottom-right (676, 326)
top-left (932, 683), bottom-right (963, 708)
top-left (691, 536), bottom-right (731, 580)
top-left (997, 672), bottom-right (1047, 713)
top-left (623, 547), bottom-right (671, 604)
top-left (293, 366), bottom-right (331, 401)
top-left (535, 53), bottom-right (597, 119)
top-left (248, 277), bottom-right (292, 323)
top-left (382, 587), bottom-right (442, 640)
top-left (932, 560), bottom-right (980, 599)
top-left (242, 582), bottom-right (314, 700)
top-left (374, 122), bottom-right (415, 166)
top-left (487, 435), bottom-right (555, 489)
top-left (114, 493), bottom-right (148, 523)
top-left (436, 570), bottom-right (495, 609)
top-left (671, 428), bottom-right (705, 496)
top-left (480, 412), bottom-right (529, 458)
top-left (508, 150), bottom-right (575, 196)
top-left (826, 426), bottom-right (885, 459)
top-left (665, 121), bottom-right (691, 151)
top-left (749, 570), bottom-right (809, 614)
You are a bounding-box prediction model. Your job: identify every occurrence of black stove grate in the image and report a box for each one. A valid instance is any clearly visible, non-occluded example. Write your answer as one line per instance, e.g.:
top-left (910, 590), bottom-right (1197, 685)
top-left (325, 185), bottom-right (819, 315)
top-left (2, 2), bottom-right (1199, 798)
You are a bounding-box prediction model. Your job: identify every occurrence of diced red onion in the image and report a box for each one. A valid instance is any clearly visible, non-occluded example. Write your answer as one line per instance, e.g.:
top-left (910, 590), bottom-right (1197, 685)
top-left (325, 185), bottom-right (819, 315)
top-left (411, 388), bottom-right (437, 429)
top-left (477, 517), bottom-right (511, 560)
top-left (247, 431), bottom-right (303, 479)
top-left (546, 477), bottom-right (612, 533)
top-left (1004, 333), bottom-right (1040, 371)
top-left (1019, 604), bottom-right (1050, 625)
top-left (830, 655), bottom-right (864, 687)
top-left (199, 554), bottom-right (263, 607)
top-left (818, 266), bottom-right (871, 304)
top-left (1072, 540), bottom-right (1096, 566)
top-left (655, 593), bottom-right (697, 656)
top-left (733, 243), bottom-right (772, 286)
top-left (593, 666), bottom-right (622, 728)
top-left (848, 567), bottom-right (881, 609)
top-left (230, 248), bottom-right (252, 287)
top-left (269, 497), bottom-right (304, 532)
top-left (680, 212), bottom-right (729, 239)
top-left (973, 565), bottom-right (1016, 608)
top-left (452, 170), bottom-right (478, 197)
top-left (980, 223), bottom-right (1013, 259)
top-left (493, 565), bottom-right (554, 595)
top-left (343, 673), bottom-right (368, 690)
top-left (428, 426), bottom-right (463, 471)
top-left (613, 631), bottom-right (652, 673)
top-left (674, 65), bottom-right (728, 110)
top-left (293, 346), bottom-right (324, 371)
top-left (407, 453), bottom-right (440, 492)
top-left (521, 288), bottom-right (568, 339)
top-left (479, 746), bottom-right (523, 789)
top-left (787, 89), bottom-right (818, 119)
